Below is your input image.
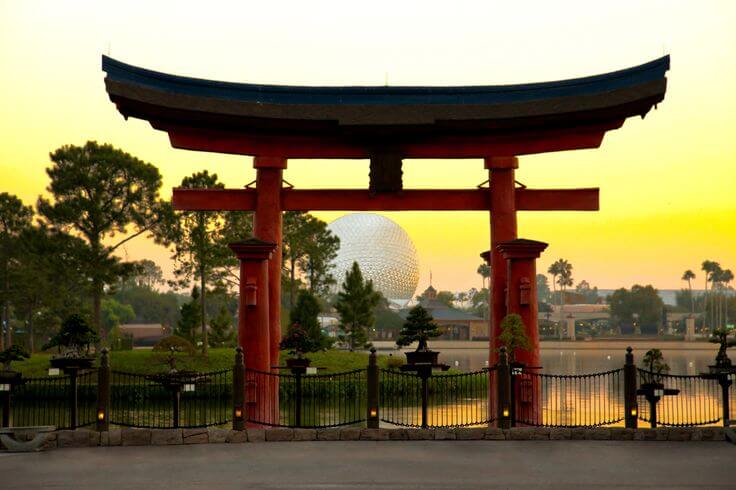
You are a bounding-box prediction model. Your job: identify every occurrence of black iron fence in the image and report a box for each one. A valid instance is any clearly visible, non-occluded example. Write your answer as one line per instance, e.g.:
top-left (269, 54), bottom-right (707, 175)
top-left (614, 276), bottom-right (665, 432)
top-left (1, 347), bottom-right (735, 431)
top-left (512, 368), bottom-right (624, 428)
top-left (8, 370), bottom-right (97, 430)
top-left (380, 368), bottom-right (492, 428)
top-left (110, 369), bottom-right (231, 429)
top-left (245, 368), bottom-right (366, 428)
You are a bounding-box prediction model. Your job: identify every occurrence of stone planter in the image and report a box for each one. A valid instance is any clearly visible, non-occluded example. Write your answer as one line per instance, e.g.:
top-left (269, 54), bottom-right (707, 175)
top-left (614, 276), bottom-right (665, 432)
top-left (286, 357), bottom-right (311, 369)
top-left (49, 357), bottom-right (95, 372)
top-left (405, 350), bottom-right (439, 366)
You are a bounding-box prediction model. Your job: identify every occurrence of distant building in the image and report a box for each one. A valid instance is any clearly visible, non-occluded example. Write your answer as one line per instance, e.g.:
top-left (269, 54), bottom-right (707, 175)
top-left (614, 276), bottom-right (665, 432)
top-left (118, 323), bottom-right (170, 347)
top-left (397, 284), bottom-right (488, 341)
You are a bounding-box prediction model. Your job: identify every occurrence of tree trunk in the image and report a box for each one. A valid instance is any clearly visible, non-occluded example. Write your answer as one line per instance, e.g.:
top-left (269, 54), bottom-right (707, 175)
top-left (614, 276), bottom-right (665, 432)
top-left (200, 267), bottom-right (208, 356)
top-left (2, 258), bottom-right (9, 349)
top-left (289, 257), bottom-right (296, 308)
top-left (28, 312), bottom-right (34, 353)
top-left (93, 280), bottom-right (103, 345)
top-left (704, 276), bottom-right (709, 328)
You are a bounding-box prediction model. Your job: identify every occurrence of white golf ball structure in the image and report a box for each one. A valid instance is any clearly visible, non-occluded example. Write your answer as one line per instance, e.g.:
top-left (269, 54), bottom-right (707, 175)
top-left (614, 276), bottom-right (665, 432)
top-left (328, 213), bottom-right (419, 306)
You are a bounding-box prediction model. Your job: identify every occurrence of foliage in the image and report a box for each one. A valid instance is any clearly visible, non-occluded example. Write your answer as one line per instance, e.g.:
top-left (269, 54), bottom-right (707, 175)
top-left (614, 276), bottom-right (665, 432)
top-left (497, 314), bottom-right (531, 363)
top-left (152, 335), bottom-right (196, 356)
top-left (109, 326), bottom-right (134, 351)
top-left (280, 323), bottom-right (320, 357)
top-left (175, 287), bottom-right (201, 344)
top-left (641, 348), bottom-right (670, 383)
top-left (157, 171), bottom-right (246, 355)
top-left (282, 212), bottom-right (339, 306)
top-left (709, 326), bottom-right (736, 367)
top-left (43, 314), bottom-right (98, 356)
top-left (574, 280), bottom-right (600, 304)
top-left (37, 141), bottom-right (171, 343)
top-left (112, 284), bottom-right (182, 328)
top-left (334, 262), bottom-right (380, 351)
top-left (0, 192), bottom-right (34, 349)
top-left (396, 305), bottom-right (441, 351)
top-left (289, 289), bottom-right (332, 351)
top-left (607, 285), bottom-right (664, 334)
top-left (208, 305), bottom-right (236, 348)
top-left (130, 259), bottom-right (165, 290)
top-left (11, 224), bottom-right (89, 352)
top-left (0, 345), bottom-right (30, 371)
top-left (372, 294), bottom-right (405, 330)
top-left (536, 274), bottom-right (551, 303)
top-left (100, 298), bottom-right (136, 333)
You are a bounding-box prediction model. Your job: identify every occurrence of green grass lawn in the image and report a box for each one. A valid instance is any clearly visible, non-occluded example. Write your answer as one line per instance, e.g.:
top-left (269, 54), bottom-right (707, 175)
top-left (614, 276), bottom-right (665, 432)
top-left (10, 348), bottom-right (404, 377)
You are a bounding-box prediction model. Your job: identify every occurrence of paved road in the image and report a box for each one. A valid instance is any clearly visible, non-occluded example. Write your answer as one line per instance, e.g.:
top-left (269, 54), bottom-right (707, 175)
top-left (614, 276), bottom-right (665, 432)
top-left (1, 441), bottom-right (734, 489)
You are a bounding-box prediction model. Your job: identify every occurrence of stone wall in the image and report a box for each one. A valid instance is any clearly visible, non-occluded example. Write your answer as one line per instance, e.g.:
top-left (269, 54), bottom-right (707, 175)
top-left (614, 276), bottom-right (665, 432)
top-left (1, 426), bottom-right (729, 451)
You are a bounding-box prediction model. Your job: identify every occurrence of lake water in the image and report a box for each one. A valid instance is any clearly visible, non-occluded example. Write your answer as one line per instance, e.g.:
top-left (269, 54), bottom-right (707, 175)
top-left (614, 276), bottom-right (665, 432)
top-left (375, 342), bottom-right (723, 375)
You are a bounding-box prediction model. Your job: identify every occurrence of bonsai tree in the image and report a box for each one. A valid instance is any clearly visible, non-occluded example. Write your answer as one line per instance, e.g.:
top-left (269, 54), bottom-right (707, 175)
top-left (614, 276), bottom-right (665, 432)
top-left (497, 314), bottom-right (531, 364)
top-left (396, 305), bottom-right (441, 352)
top-left (280, 323), bottom-right (320, 359)
top-left (709, 326), bottom-right (736, 369)
top-left (153, 335), bottom-right (197, 373)
top-left (641, 348), bottom-right (670, 384)
top-left (43, 314), bottom-right (98, 358)
top-left (0, 345), bottom-right (30, 371)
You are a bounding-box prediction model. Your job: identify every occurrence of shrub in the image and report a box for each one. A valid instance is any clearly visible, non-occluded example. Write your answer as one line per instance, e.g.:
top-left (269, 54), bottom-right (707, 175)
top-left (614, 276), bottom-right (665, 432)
top-left (498, 314), bottom-right (531, 363)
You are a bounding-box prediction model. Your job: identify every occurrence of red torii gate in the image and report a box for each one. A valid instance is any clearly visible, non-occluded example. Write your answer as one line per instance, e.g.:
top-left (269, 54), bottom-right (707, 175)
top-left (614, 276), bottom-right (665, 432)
top-left (102, 55), bottom-right (669, 419)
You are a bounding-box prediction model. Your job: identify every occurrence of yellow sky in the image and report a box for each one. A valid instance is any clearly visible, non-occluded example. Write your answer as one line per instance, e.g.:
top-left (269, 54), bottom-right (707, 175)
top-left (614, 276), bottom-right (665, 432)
top-left (1, 1), bottom-right (734, 292)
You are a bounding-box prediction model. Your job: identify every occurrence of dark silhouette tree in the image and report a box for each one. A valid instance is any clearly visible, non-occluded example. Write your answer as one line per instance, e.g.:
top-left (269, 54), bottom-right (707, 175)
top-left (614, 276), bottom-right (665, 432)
top-left (175, 287), bottom-right (201, 344)
top-left (208, 305), bottom-right (235, 348)
top-left (681, 269), bottom-right (696, 316)
top-left (37, 142), bottom-right (171, 344)
top-left (396, 305), bottom-right (441, 351)
top-left (290, 289), bottom-right (331, 351)
top-left (334, 262), bottom-right (380, 351)
top-left (0, 193), bottom-right (33, 349)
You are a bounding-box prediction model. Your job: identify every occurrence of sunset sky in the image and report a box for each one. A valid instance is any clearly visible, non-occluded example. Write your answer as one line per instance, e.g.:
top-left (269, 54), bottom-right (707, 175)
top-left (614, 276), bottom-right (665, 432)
top-left (1, 1), bottom-right (734, 293)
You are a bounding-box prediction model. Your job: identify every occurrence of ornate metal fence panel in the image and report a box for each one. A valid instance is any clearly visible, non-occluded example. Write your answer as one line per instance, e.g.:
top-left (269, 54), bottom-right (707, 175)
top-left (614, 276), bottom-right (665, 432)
top-left (513, 368), bottom-right (624, 427)
top-left (636, 369), bottom-right (722, 427)
top-left (11, 374), bottom-right (71, 428)
top-left (111, 370), bottom-right (231, 429)
top-left (245, 368), bottom-right (366, 428)
top-left (380, 368), bottom-right (492, 428)
top-left (76, 369), bottom-right (98, 428)
top-left (10, 370), bottom-right (97, 429)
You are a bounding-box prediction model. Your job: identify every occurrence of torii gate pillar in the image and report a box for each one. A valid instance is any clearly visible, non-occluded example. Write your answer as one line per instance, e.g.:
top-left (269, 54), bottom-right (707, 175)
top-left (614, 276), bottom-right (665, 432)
top-left (497, 239), bottom-right (548, 368)
top-left (228, 238), bottom-right (276, 425)
top-left (253, 157), bottom-right (286, 369)
top-left (486, 157), bottom-right (518, 364)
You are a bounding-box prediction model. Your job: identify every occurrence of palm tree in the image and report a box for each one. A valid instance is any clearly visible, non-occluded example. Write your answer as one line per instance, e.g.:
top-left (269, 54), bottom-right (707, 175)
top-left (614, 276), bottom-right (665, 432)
top-left (701, 260), bottom-right (719, 328)
top-left (681, 270), bottom-right (696, 316)
top-left (549, 259), bottom-right (573, 339)
top-left (477, 263), bottom-right (490, 291)
top-left (548, 262), bottom-right (562, 337)
top-left (722, 269), bottom-right (733, 327)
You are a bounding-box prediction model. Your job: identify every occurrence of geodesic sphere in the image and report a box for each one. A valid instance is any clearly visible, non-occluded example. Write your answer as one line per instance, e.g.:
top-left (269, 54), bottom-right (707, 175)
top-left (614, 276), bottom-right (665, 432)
top-left (328, 213), bottom-right (419, 306)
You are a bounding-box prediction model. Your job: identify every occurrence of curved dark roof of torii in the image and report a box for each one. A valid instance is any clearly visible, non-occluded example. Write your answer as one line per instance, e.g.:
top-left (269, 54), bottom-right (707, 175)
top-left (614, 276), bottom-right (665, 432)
top-left (102, 55), bottom-right (669, 158)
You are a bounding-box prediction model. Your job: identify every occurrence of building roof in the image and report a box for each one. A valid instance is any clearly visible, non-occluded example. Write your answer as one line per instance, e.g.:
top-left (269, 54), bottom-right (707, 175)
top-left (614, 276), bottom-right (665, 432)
top-left (102, 55), bottom-right (669, 158)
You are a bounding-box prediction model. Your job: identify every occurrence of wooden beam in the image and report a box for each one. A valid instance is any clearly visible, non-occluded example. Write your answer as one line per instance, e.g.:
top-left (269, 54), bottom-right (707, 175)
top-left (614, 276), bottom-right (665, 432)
top-left (172, 188), bottom-right (599, 212)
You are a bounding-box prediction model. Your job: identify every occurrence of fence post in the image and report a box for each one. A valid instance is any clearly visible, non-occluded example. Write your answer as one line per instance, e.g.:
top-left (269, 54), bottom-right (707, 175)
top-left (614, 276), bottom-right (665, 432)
top-left (718, 375), bottom-right (732, 428)
top-left (96, 348), bottom-right (111, 431)
top-left (366, 348), bottom-right (380, 429)
top-left (233, 347), bottom-right (246, 430)
top-left (624, 346), bottom-right (638, 429)
top-left (496, 347), bottom-right (512, 429)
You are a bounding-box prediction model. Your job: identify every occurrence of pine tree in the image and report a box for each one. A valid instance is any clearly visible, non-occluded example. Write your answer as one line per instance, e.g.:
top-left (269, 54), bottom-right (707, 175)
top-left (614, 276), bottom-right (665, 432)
top-left (176, 287), bottom-right (201, 344)
top-left (208, 305), bottom-right (235, 348)
top-left (334, 262), bottom-right (380, 351)
top-left (396, 305), bottom-right (441, 351)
